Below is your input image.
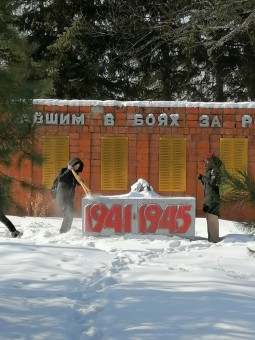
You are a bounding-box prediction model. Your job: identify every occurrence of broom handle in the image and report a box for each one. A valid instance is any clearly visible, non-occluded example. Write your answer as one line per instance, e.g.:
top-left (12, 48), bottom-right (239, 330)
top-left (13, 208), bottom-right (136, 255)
top-left (71, 169), bottom-right (91, 196)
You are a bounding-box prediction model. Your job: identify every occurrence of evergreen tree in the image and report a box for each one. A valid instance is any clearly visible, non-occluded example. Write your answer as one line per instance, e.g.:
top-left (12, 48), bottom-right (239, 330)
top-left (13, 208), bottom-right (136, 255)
top-left (220, 167), bottom-right (255, 256)
top-left (221, 168), bottom-right (255, 208)
top-left (16, 0), bottom-right (114, 99)
top-left (0, 0), bottom-right (46, 210)
top-left (15, 0), bottom-right (255, 101)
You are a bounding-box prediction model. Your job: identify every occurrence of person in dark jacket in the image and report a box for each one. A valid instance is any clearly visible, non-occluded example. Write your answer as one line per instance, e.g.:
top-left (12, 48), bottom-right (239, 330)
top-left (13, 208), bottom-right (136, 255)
top-left (56, 157), bottom-right (84, 234)
top-left (0, 182), bottom-right (23, 238)
top-left (198, 152), bottom-right (222, 243)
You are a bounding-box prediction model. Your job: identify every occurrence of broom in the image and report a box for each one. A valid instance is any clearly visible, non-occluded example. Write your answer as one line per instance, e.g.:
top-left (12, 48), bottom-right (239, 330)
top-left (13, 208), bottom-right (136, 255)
top-left (71, 169), bottom-right (91, 196)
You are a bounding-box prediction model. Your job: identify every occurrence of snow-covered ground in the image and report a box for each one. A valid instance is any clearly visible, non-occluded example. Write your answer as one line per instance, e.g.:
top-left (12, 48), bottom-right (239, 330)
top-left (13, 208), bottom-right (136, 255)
top-left (1, 214), bottom-right (255, 340)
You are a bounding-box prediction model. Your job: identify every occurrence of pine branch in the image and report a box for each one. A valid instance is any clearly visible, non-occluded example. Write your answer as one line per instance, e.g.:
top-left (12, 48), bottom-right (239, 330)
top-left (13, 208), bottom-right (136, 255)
top-left (0, 171), bottom-right (44, 191)
top-left (221, 168), bottom-right (255, 208)
top-left (247, 247), bottom-right (255, 258)
top-left (235, 221), bottom-right (255, 233)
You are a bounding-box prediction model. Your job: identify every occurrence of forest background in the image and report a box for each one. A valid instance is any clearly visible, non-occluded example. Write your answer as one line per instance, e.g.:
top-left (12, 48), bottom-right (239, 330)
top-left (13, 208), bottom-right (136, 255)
top-left (5, 0), bottom-right (255, 102)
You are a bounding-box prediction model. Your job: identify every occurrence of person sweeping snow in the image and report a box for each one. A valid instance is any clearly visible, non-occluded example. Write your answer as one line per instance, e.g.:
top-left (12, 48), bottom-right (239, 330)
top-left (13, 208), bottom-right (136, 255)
top-left (198, 152), bottom-right (222, 243)
top-left (55, 157), bottom-right (84, 234)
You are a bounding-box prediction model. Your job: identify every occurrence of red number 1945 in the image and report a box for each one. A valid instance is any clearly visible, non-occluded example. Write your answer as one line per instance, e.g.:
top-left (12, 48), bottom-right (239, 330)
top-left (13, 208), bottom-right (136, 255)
top-left (139, 204), bottom-right (192, 233)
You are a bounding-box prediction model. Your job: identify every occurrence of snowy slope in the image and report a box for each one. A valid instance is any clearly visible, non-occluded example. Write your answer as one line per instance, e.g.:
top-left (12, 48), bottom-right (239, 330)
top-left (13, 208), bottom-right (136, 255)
top-left (1, 215), bottom-right (255, 340)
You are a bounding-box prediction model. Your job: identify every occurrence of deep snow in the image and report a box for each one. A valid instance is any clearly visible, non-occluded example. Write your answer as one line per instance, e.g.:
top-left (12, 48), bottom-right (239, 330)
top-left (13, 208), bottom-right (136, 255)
top-left (1, 213), bottom-right (255, 340)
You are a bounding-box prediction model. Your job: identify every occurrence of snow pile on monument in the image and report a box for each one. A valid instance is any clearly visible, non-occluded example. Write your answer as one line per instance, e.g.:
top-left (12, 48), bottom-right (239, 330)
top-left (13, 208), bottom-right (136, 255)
top-left (105, 178), bottom-right (162, 199)
top-left (86, 179), bottom-right (164, 200)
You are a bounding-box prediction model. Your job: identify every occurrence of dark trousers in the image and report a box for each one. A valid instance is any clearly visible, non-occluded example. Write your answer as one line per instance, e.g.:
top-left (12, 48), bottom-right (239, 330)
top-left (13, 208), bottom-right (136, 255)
top-left (59, 201), bottom-right (74, 234)
top-left (0, 212), bottom-right (16, 233)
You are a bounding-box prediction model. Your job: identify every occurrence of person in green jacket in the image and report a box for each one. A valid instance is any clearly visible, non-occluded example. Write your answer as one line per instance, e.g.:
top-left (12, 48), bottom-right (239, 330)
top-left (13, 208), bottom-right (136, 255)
top-left (198, 152), bottom-right (222, 243)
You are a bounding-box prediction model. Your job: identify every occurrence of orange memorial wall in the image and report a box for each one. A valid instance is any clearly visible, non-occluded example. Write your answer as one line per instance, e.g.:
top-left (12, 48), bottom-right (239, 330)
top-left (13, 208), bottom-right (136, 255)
top-left (5, 99), bottom-right (255, 222)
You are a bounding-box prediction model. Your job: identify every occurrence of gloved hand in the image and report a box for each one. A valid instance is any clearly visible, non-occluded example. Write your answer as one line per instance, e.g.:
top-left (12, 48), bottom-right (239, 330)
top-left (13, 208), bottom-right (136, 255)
top-left (197, 174), bottom-right (202, 180)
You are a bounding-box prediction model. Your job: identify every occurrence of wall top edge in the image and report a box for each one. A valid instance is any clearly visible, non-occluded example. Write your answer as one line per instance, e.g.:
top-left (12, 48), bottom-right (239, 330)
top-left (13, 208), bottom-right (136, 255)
top-left (33, 99), bottom-right (255, 109)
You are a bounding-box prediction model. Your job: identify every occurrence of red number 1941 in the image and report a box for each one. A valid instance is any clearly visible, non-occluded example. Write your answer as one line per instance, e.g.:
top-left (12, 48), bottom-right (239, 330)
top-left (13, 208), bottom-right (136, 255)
top-left (85, 204), bottom-right (132, 233)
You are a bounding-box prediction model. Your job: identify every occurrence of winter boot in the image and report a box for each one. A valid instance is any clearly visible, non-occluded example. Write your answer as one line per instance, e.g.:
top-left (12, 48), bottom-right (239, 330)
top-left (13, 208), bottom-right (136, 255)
top-left (11, 230), bottom-right (23, 238)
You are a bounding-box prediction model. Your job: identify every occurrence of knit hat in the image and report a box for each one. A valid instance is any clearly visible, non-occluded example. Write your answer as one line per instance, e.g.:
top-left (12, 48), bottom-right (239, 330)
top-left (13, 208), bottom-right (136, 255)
top-left (204, 152), bottom-right (214, 161)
